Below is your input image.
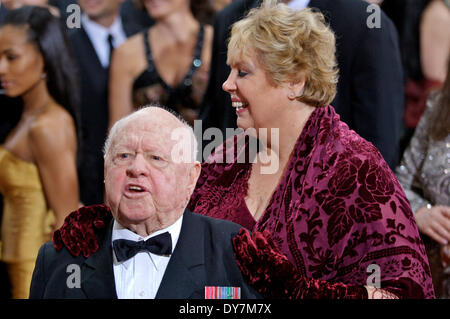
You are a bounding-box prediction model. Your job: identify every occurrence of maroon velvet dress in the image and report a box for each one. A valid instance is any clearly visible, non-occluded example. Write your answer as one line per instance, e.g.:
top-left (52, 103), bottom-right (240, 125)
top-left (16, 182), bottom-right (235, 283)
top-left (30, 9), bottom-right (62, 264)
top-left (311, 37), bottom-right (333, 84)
top-left (188, 105), bottom-right (435, 298)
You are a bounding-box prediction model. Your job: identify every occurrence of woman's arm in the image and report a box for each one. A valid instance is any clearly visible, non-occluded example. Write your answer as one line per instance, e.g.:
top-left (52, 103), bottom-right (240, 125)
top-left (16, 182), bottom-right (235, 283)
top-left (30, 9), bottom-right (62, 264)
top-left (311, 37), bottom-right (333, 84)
top-left (29, 110), bottom-right (79, 229)
top-left (108, 37), bottom-right (141, 130)
top-left (420, 0), bottom-right (450, 82)
top-left (395, 105), bottom-right (431, 213)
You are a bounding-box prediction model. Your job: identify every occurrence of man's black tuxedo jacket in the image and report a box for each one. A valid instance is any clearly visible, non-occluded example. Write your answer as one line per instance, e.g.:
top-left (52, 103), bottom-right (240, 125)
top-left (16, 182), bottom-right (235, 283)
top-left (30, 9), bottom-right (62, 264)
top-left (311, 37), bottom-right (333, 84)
top-left (68, 19), bottom-right (141, 206)
top-left (29, 210), bottom-right (261, 299)
top-left (200, 0), bottom-right (404, 169)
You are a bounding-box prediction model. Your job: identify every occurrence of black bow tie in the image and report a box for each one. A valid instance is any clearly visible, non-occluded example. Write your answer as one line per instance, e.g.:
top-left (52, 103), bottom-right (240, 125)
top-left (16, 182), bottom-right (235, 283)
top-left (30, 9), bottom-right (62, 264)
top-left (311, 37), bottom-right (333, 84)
top-left (113, 232), bottom-right (172, 262)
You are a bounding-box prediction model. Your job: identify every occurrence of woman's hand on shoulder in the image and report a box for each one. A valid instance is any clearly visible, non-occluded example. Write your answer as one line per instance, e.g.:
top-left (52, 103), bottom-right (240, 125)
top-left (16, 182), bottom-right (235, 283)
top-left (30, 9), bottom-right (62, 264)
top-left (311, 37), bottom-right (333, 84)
top-left (415, 205), bottom-right (450, 244)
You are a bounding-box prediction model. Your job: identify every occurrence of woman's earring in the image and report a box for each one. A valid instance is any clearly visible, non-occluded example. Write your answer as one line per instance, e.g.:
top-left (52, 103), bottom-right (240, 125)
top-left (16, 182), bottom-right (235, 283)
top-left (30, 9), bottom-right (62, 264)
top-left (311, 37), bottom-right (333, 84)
top-left (41, 73), bottom-right (47, 80)
top-left (289, 92), bottom-right (296, 100)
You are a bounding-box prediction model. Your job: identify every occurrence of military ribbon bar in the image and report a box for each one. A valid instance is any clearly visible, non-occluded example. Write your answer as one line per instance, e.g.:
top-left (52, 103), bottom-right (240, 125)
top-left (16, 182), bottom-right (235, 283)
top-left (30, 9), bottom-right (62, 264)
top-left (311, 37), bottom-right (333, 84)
top-left (204, 286), bottom-right (241, 299)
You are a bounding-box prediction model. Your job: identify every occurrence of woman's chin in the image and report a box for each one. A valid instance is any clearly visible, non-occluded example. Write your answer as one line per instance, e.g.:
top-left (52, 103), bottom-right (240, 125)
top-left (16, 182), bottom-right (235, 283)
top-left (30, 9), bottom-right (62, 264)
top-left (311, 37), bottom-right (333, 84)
top-left (1, 88), bottom-right (19, 98)
top-left (236, 117), bottom-right (251, 131)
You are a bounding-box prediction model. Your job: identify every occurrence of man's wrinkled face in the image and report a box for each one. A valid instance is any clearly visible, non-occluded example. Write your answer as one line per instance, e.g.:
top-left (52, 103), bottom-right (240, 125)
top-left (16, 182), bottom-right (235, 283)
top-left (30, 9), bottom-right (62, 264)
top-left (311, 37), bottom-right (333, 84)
top-left (104, 110), bottom-right (198, 232)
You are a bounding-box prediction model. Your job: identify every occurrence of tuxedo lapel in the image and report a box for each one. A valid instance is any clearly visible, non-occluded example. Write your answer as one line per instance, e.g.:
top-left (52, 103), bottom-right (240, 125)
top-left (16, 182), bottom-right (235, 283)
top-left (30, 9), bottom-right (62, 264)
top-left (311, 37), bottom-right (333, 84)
top-left (156, 210), bottom-right (205, 299)
top-left (80, 219), bottom-right (117, 299)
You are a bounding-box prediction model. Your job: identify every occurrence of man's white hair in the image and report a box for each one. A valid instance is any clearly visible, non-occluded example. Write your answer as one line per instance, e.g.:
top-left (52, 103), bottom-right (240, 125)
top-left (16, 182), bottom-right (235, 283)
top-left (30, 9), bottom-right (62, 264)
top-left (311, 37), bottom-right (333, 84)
top-left (103, 105), bottom-right (199, 163)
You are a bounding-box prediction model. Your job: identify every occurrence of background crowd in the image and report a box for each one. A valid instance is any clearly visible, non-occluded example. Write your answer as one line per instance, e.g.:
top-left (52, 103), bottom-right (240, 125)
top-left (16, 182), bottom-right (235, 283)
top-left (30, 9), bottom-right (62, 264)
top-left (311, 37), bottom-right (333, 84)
top-left (0, 0), bottom-right (448, 299)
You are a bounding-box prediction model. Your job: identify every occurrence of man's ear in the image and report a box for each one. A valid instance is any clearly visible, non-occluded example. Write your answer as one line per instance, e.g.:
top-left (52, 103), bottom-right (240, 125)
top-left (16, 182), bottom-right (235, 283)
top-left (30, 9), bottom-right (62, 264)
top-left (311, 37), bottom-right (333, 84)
top-left (188, 161), bottom-right (201, 192)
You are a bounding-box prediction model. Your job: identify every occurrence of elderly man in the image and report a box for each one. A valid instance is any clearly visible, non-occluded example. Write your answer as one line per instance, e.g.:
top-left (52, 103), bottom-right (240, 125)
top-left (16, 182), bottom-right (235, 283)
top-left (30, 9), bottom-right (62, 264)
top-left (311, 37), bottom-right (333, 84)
top-left (29, 106), bottom-right (261, 299)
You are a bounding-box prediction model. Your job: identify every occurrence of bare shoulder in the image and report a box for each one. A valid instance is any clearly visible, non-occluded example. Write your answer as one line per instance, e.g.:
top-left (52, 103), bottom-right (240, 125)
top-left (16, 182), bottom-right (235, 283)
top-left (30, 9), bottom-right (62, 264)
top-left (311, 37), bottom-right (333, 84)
top-left (116, 32), bottom-right (144, 57)
top-left (31, 103), bottom-right (75, 131)
top-left (29, 103), bottom-right (76, 150)
top-left (422, 0), bottom-right (450, 25)
top-left (113, 32), bottom-right (146, 75)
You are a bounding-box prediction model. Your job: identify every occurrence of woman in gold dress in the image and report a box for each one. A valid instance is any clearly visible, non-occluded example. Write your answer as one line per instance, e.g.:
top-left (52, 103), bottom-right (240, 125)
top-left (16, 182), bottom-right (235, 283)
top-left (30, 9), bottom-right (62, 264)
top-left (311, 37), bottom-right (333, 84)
top-left (0, 6), bottom-right (80, 298)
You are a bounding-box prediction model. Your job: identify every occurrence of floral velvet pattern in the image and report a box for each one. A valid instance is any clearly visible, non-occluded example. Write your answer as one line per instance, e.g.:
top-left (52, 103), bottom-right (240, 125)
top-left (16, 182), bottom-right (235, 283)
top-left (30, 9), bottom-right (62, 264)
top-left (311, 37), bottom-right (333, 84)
top-left (53, 205), bottom-right (111, 258)
top-left (188, 105), bottom-right (435, 298)
top-left (232, 228), bottom-right (369, 299)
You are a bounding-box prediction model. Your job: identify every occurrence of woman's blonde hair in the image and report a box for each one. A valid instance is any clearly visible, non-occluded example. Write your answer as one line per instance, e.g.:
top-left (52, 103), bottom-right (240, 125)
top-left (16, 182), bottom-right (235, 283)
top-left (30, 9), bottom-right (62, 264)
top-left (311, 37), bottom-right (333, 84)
top-left (227, 0), bottom-right (339, 107)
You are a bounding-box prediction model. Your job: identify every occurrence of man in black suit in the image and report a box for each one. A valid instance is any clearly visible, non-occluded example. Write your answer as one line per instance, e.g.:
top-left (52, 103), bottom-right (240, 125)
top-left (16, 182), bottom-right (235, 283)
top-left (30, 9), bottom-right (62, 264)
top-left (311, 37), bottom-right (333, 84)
top-left (69, 0), bottom-right (142, 206)
top-left (29, 106), bottom-right (261, 299)
top-left (200, 0), bottom-right (404, 169)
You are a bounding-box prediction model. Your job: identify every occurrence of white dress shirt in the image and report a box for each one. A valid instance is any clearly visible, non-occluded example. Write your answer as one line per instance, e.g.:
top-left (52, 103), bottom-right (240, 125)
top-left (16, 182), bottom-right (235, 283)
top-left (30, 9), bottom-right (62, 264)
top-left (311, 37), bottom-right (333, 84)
top-left (81, 13), bottom-right (127, 68)
top-left (287, 0), bottom-right (310, 10)
top-left (112, 215), bottom-right (183, 299)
